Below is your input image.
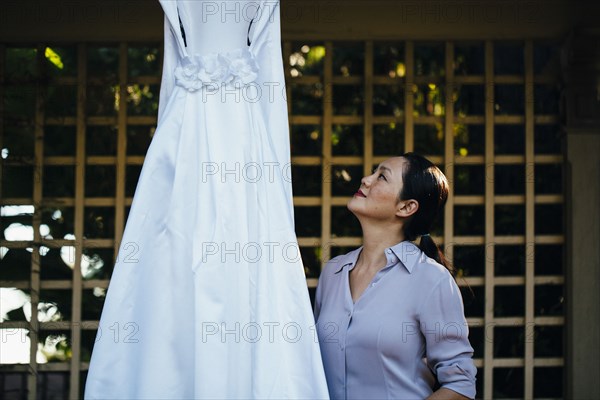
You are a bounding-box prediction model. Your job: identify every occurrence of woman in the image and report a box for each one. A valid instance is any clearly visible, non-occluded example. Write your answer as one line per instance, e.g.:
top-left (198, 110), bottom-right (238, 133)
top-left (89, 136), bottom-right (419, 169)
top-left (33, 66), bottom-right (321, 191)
top-left (314, 153), bottom-right (476, 399)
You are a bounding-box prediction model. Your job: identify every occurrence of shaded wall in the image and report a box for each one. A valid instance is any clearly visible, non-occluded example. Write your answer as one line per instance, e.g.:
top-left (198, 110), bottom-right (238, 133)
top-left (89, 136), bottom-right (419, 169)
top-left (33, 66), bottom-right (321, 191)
top-left (0, 0), bottom-right (598, 42)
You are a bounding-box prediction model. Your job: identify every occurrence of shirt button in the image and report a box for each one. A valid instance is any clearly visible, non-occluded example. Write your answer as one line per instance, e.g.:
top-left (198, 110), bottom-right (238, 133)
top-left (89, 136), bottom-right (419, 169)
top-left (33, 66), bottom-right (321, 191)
top-left (386, 249), bottom-right (392, 254)
top-left (347, 311), bottom-right (352, 317)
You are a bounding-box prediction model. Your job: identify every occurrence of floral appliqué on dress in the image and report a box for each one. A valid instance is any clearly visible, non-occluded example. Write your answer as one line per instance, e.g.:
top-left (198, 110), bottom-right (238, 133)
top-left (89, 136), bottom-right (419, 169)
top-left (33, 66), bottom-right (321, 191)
top-left (174, 48), bottom-right (259, 91)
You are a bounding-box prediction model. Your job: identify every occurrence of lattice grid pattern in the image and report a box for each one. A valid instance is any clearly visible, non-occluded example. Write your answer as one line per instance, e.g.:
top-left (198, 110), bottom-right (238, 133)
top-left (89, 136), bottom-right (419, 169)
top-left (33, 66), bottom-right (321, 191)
top-left (0, 40), bottom-right (564, 399)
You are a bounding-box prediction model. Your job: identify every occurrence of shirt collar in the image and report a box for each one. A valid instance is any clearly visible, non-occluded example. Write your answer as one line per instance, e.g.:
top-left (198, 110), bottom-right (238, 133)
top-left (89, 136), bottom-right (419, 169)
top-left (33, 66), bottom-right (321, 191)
top-left (333, 241), bottom-right (422, 274)
top-left (389, 241), bottom-right (421, 274)
top-left (332, 247), bottom-right (362, 274)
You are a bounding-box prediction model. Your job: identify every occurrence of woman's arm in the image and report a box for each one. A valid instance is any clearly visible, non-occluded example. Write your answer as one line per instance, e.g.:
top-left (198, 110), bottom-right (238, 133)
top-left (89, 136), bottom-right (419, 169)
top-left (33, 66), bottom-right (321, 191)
top-left (427, 387), bottom-right (470, 400)
top-left (419, 275), bottom-right (477, 399)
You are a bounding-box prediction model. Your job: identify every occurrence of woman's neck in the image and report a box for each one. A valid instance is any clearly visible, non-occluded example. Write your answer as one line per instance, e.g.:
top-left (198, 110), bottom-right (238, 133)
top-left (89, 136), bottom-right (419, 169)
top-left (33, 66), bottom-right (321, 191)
top-left (356, 222), bottom-right (405, 271)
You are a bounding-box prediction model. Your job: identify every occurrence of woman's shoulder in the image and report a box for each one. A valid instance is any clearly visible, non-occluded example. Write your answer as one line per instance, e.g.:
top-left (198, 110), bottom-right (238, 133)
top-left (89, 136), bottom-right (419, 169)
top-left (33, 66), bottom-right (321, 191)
top-left (390, 241), bottom-right (448, 281)
top-left (412, 250), bottom-right (454, 286)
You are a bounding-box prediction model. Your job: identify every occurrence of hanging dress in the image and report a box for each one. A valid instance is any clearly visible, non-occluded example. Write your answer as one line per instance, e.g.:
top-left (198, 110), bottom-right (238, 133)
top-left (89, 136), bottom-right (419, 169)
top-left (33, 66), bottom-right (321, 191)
top-left (84, 1), bottom-right (329, 398)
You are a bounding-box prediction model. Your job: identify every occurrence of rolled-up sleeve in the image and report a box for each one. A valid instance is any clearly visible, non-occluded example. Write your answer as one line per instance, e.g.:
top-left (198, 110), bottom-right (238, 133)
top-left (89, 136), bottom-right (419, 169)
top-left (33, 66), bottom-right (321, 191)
top-left (419, 275), bottom-right (477, 399)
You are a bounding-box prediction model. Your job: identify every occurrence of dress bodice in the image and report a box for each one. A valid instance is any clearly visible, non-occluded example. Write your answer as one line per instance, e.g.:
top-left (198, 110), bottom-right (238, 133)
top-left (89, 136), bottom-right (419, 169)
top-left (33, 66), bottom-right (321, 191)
top-left (171, 1), bottom-right (261, 91)
top-left (178, 0), bottom-right (258, 55)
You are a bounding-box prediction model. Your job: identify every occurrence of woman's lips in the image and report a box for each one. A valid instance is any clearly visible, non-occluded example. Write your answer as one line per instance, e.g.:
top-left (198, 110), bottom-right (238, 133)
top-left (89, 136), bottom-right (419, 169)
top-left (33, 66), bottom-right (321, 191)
top-left (354, 189), bottom-right (366, 198)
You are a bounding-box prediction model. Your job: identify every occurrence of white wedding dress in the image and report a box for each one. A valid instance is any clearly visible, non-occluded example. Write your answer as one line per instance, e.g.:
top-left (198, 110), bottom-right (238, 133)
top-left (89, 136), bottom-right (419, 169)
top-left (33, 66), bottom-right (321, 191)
top-left (84, 1), bottom-right (329, 398)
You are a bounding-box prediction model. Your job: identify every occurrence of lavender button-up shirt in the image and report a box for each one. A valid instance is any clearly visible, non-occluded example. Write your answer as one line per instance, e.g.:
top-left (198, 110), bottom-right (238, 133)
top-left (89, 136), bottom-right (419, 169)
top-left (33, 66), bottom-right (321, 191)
top-left (314, 241), bottom-right (476, 399)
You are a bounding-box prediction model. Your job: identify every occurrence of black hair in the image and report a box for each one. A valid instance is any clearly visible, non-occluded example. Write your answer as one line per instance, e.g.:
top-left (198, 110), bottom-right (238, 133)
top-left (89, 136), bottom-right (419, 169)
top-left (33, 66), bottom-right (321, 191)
top-left (398, 152), bottom-right (454, 276)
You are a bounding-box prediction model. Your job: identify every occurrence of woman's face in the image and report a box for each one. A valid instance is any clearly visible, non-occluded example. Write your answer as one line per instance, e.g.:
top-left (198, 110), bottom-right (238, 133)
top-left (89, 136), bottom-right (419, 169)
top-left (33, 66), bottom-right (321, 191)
top-left (347, 156), bottom-right (411, 221)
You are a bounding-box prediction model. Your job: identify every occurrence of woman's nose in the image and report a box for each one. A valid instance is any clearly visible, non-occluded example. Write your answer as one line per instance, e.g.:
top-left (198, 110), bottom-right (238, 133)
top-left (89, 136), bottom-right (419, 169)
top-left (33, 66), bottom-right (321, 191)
top-left (361, 174), bottom-right (372, 187)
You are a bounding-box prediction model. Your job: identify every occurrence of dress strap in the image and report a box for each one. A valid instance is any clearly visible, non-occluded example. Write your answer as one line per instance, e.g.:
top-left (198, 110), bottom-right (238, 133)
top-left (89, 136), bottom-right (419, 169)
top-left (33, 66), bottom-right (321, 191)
top-left (178, 11), bottom-right (188, 48)
top-left (159, 0), bottom-right (189, 58)
top-left (247, 0), bottom-right (280, 52)
top-left (247, 6), bottom-right (259, 46)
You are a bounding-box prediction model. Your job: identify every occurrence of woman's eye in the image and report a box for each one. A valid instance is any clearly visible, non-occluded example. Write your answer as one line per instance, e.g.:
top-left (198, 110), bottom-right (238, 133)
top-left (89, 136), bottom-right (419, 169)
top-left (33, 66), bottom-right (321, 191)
top-left (378, 173), bottom-right (387, 181)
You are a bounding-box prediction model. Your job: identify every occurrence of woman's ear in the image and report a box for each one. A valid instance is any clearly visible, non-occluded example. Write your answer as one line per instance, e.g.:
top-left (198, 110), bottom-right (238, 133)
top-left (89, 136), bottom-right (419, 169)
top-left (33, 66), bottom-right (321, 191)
top-left (396, 199), bottom-right (419, 218)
